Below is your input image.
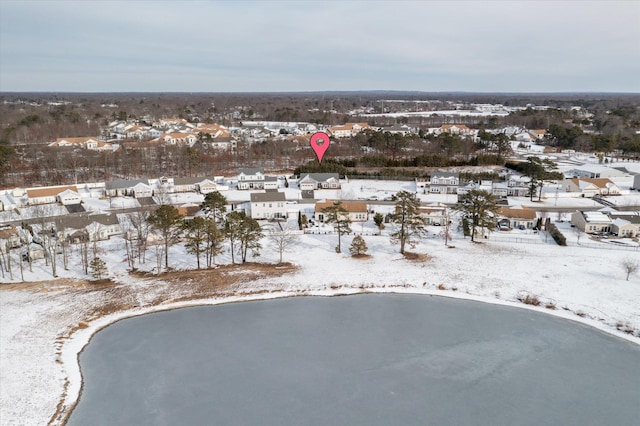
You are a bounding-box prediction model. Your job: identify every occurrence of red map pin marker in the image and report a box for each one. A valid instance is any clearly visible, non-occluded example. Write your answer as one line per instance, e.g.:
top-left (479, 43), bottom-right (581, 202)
top-left (310, 132), bottom-right (331, 163)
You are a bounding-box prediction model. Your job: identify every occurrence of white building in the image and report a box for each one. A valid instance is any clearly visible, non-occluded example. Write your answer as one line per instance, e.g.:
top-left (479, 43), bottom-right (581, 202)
top-left (249, 192), bottom-right (287, 220)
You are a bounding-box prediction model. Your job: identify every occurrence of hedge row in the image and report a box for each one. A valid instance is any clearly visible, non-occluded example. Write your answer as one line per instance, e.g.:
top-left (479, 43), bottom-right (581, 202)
top-left (546, 222), bottom-right (567, 246)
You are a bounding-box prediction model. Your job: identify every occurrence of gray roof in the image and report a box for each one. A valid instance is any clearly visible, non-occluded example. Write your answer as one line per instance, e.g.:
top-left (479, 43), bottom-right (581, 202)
top-left (301, 173), bottom-right (340, 182)
top-left (241, 176), bottom-right (277, 183)
top-left (105, 179), bottom-right (149, 190)
top-left (250, 192), bottom-right (286, 202)
top-left (431, 171), bottom-right (459, 178)
top-left (54, 213), bottom-right (120, 231)
top-left (173, 176), bottom-right (206, 186)
top-left (238, 168), bottom-right (264, 175)
top-left (608, 213), bottom-right (640, 224)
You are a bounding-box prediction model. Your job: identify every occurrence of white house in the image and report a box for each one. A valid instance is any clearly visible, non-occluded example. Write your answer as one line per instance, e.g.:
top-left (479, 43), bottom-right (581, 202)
top-left (160, 132), bottom-right (197, 146)
top-left (561, 178), bottom-right (622, 197)
top-left (196, 179), bottom-right (219, 194)
top-left (132, 182), bottom-right (153, 198)
top-left (329, 122), bottom-right (370, 138)
top-left (298, 173), bottom-right (341, 191)
top-left (26, 185), bottom-right (79, 205)
top-left (564, 165), bottom-right (627, 179)
top-left (49, 137), bottom-right (116, 151)
top-left (56, 189), bottom-right (82, 205)
top-left (429, 172), bottom-right (460, 194)
top-left (172, 177), bottom-right (202, 193)
top-left (54, 213), bottom-right (122, 242)
top-left (249, 192), bottom-right (287, 220)
top-left (608, 213), bottom-right (640, 237)
top-left (570, 210), bottom-right (612, 234)
top-left (237, 168), bottom-right (278, 190)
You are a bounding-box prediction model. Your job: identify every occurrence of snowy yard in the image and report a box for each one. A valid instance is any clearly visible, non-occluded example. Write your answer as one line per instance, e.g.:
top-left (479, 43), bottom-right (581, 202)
top-left (1, 219), bottom-right (639, 426)
top-left (1, 171), bottom-right (640, 426)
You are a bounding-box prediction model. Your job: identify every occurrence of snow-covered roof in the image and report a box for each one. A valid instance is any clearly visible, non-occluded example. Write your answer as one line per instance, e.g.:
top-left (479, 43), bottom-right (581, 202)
top-left (581, 211), bottom-right (612, 223)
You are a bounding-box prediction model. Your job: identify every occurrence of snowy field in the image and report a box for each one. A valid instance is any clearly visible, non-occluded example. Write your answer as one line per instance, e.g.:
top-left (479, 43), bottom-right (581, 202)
top-left (1, 216), bottom-right (640, 426)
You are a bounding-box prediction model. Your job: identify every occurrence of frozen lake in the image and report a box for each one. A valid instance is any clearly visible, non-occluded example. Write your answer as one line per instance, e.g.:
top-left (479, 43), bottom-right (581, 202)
top-left (68, 295), bottom-right (640, 426)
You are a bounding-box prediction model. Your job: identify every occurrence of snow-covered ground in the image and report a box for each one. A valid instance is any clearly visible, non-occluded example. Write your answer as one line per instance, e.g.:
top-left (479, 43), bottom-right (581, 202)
top-left (1, 172), bottom-right (639, 425)
top-left (1, 216), bottom-right (639, 426)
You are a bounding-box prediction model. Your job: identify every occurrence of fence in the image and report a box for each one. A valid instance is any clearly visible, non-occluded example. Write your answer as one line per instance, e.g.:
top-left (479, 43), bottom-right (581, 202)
top-left (488, 234), bottom-right (639, 252)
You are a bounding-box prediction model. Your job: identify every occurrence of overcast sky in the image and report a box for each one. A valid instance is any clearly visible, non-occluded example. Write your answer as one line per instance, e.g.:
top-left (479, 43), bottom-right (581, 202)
top-left (1, 0), bottom-right (639, 93)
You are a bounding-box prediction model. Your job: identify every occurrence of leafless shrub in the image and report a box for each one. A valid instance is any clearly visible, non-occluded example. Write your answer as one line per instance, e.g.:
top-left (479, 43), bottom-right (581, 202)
top-left (517, 293), bottom-right (541, 306)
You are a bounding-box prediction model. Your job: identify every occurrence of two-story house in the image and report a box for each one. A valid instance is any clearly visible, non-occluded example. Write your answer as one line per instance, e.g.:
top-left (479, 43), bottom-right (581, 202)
top-left (249, 192), bottom-right (287, 219)
top-left (237, 168), bottom-right (278, 190)
top-left (428, 172), bottom-right (460, 194)
top-left (329, 122), bottom-right (370, 138)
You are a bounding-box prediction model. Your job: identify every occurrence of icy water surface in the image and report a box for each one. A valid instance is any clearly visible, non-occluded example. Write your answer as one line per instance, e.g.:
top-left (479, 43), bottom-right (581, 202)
top-left (68, 294), bottom-right (640, 426)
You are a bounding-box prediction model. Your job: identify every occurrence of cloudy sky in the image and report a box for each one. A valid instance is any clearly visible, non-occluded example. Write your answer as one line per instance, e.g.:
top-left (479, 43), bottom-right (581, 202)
top-left (1, 0), bottom-right (639, 93)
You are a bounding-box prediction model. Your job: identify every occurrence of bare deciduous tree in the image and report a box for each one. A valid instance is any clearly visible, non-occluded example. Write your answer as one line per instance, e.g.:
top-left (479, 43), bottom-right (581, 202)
top-left (127, 211), bottom-right (151, 264)
top-left (621, 258), bottom-right (639, 281)
top-left (268, 222), bottom-right (299, 264)
top-left (441, 209), bottom-right (453, 246)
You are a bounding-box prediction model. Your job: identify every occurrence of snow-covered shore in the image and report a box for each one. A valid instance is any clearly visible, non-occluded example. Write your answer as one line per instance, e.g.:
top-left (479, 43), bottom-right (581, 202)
top-left (1, 229), bottom-right (639, 426)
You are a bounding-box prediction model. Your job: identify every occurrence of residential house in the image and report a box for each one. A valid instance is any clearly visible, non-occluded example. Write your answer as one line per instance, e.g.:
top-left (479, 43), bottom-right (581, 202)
top-left (49, 137), bottom-right (116, 151)
top-left (56, 189), bottom-right (82, 205)
top-left (570, 211), bottom-right (612, 234)
top-left (160, 132), bottom-right (197, 146)
top-left (561, 178), bottom-right (622, 197)
top-left (564, 165), bottom-right (627, 179)
top-left (0, 226), bottom-right (21, 252)
top-left (249, 192), bottom-right (287, 220)
top-left (418, 203), bottom-right (448, 225)
top-left (105, 179), bottom-right (149, 197)
top-left (329, 122), bottom-right (370, 138)
top-left (197, 179), bottom-right (224, 194)
top-left (381, 124), bottom-right (415, 136)
top-left (504, 175), bottom-right (531, 197)
top-left (197, 123), bottom-right (231, 139)
top-left (173, 177), bottom-right (202, 193)
top-left (314, 200), bottom-right (368, 223)
top-left (176, 204), bottom-right (202, 223)
top-left (124, 124), bottom-right (151, 140)
top-left (26, 185), bottom-right (79, 205)
top-left (607, 212), bottom-right (640, 237)
top-left (0, 191), bottom-right (18, 211)
top-left (298, 173), bottom-right (341, 191)
top-left (237, 168), bottom-right (278, 190)
top-left (54, 213), bottom-right (122, 242)
top-left (206, 138), bottom-right (236, 150)
top-left (158, 118), bottom-right (188, 129)
top-left (131, 182), bottom-right (153, 198)
top-left (429, 171), bottom-right (460, 194)
top-left (529, 129), bottom-right (547, 140)
top-left (436, 124), bottom-right (472, 136)
top-left (497, 207), bottom-right (537, 230)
